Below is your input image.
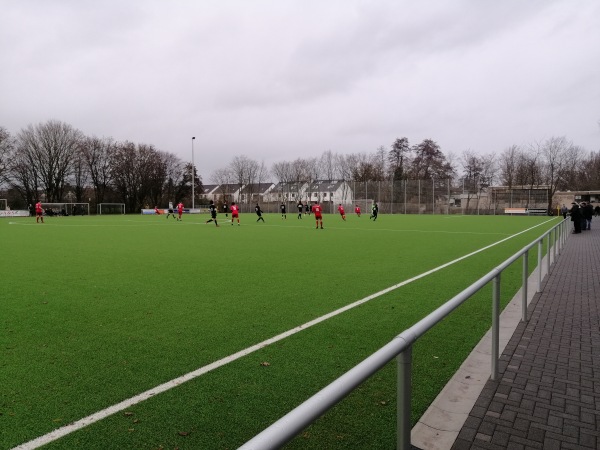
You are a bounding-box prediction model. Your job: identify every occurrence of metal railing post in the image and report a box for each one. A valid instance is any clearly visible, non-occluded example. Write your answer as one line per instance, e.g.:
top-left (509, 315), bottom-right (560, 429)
top-left (552, 228), bottom-right (556, 263)
top-left (547, 232), bottom-right (551, 275)
top-left (537, 239), bottom-right (543, 292)
top-left (522, 252), bottom-right (528, 322)
top-left (397, 346), bottom-right (412, 450)
top-left (491, 273), bottom-right (501, 381)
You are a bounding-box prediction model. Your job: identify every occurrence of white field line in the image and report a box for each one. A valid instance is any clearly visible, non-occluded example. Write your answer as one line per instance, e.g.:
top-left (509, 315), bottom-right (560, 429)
top-left (12, 218), bottom-right (555, 450)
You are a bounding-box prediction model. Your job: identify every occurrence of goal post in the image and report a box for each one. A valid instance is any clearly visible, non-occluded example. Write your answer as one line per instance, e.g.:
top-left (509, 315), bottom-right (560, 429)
top-left (97, 203), bottom-right (126, 215)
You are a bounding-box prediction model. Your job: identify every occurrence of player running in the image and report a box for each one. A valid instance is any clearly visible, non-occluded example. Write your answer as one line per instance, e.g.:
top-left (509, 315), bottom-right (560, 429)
top-left (35, 200), bottom-right (44, 223)
top-left (231, 202), bottom-right (240, 226)
top-left (297, 201), bottom-right (303, 219)
top-left (337, 203), bottom-right (346, 221)
top-left (166, 202), bottom-right (176, 219)
top-left (177, 202), bottom-right (184, 221)
top-left (312, 202), bottom-right (323, 229)
top-left (370, 202), bottom-right (379, 221)
top-left (355, 205), bottom-right (361, 217)
top-left (255, 203), bottom-right (265, 222)
top-left (205, 200), bottom-right (219, 227)
top-left (154, 206), bottom-right (161, 215)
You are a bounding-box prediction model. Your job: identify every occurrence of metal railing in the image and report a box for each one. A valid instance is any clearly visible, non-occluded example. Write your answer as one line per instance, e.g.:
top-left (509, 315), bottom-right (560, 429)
top-left (240, 219), bottom-right (569, 450)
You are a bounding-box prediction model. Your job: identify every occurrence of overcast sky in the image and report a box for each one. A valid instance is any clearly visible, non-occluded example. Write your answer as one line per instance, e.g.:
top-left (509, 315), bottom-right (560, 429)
top-left (1, 0), bottom-right (599, 180)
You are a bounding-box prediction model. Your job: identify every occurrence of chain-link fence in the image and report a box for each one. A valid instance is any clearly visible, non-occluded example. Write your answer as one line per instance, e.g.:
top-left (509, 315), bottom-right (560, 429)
top-left (214, 180), bottom-right (551, 215)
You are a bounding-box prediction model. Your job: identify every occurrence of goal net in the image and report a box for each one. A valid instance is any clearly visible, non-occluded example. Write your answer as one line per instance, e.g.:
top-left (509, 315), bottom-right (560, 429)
top-left (98, 203), bottom-right (126, 215)
top-left (41, 203), bottom-right (89, 216)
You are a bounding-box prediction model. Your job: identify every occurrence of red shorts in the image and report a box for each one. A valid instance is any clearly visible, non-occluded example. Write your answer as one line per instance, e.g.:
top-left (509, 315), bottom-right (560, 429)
top-left (314, 214), bottom-right (322, 219)
top-left (232, 213), bottom-right (239, 218)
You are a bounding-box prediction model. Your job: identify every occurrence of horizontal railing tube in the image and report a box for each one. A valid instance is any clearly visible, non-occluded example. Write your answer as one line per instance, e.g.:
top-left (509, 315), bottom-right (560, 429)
top-left (240, 218), bottom-right (566, 449)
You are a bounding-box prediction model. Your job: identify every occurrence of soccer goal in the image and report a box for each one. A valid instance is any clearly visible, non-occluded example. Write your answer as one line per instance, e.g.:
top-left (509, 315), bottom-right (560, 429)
top-left (97, 203), bottom-right (126, 215)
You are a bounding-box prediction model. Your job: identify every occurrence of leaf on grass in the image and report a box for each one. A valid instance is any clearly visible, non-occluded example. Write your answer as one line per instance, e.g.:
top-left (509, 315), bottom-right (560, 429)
top-left (52, 418), bottom-right (62, 423)
top-left (123, 411), bottom-right (134, 416)
top-left (133, 419), bottom-right (140, 423)
top-left (260, 361), bottom-right (270, 366)
top-left (433, 356), bottom-right (439, 359)
top-left (178, 431), bottom-right (190, 436)
top-left (128, 428), bottom-right (135, 432)
top-left (379, 401), bottom-right (387, 406)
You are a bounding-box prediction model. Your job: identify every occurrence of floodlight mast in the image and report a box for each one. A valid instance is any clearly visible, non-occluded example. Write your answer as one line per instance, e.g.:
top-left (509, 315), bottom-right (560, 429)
top-left (192, 136), bottom-right (196, 209)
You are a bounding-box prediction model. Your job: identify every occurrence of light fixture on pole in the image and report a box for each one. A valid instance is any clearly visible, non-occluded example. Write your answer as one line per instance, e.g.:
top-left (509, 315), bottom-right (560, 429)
top-left (191, 137), bottom-right (196, 209)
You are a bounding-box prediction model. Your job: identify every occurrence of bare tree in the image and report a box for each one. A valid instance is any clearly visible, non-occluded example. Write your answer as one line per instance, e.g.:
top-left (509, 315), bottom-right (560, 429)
top-left (541, 136), bottom-right (579, 212)
top-left (271, 161), bottom-right (292, 183)
top-left (461, 150), bottom-right (484, 211)
top-left (16, 120), bottom-right (83, 202)
top-left (0, 126), bottom-right (13, 183)
top-left (499, 145), bottom-right (520, 188)
top-left (320, 150), bottom-right (339, 180)
top-left (162, 151), bottom-right (185, 206)
top-left (6, 144), bottom-right (40, 206)
top-left (410, 139), bottom-right (453, 179)
top-left (80, 136), bottom-right (116, 204)
top-left (388, 137), bottom-right (411, 181)
top-left (110, 142), bottom-right (168, 212)
top-left (70, 144), bottom-right (89, 202)
top-left (372, 146), bottom-right (388, 181)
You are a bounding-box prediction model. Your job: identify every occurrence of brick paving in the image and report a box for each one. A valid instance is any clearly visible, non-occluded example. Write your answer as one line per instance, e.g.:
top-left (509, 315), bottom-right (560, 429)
top-left (452, 227), bottom-right (600, 449)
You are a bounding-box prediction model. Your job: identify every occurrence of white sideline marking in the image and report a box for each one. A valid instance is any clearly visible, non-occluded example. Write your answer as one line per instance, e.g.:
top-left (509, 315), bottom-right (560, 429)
top-left (12, 218), bottom-right (555, 449)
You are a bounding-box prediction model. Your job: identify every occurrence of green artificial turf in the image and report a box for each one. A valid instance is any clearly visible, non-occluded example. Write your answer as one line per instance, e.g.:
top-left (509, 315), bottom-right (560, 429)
top-left (0, 213), bottom-right (559, 449)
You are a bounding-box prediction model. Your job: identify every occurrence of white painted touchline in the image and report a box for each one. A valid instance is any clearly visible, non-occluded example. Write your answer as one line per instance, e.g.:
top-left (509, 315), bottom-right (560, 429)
top-left (12, 218), bottom-right (555, 450)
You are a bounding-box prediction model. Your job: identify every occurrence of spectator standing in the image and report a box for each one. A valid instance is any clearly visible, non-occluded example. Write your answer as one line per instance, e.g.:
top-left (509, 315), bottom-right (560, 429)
top-left (583, 201), bottom-right (593, 230)
top-left (570, 202), bottom-right (582, 234)
top-left (560, 204), bottom-right (568, 219)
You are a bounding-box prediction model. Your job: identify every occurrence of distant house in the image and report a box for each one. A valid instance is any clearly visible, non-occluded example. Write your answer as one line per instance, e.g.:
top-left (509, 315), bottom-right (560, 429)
top-left (200, 184), bottom-right (220, 201)
top-left (305, 180), bottom-right (352, 205)
top-left (265, 182), bottom-right (309, 202)
top-left (199, 184), bottom-right (243, 202)
top-left (238, 183), bottom-right (276, 204)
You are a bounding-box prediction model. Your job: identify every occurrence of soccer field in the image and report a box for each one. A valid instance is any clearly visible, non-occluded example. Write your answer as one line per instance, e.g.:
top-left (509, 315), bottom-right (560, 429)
top-left (0, 213), bottom-right (558, 449)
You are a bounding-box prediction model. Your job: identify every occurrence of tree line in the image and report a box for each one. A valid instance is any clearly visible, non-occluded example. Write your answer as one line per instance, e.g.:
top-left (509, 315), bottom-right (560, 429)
top-left (0, 121), bottom-right (201, 212)
top-left (1, 120), bottom-right (598, 211)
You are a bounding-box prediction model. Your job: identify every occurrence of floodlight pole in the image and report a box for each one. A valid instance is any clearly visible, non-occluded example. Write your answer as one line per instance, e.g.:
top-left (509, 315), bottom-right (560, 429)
top-left (192, 137), bottom-right (196, 209)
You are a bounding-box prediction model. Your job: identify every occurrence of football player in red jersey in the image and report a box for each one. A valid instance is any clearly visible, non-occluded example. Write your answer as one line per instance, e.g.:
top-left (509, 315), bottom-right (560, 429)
top-left (312, 202), bottom-right (323, 229)
top-left (355, 205), bottom-right (361, 217)
top-left (337, 204), bottom-right (346, 221)
top-left (177, 202), bottom-right (184, 221)
top-left (35, 200), bottom-right (44, 223)
top-left (231, 202), bottom-right (240, 226)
